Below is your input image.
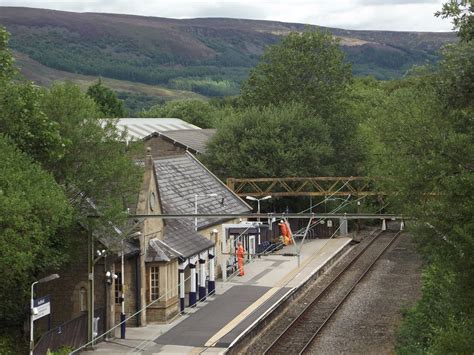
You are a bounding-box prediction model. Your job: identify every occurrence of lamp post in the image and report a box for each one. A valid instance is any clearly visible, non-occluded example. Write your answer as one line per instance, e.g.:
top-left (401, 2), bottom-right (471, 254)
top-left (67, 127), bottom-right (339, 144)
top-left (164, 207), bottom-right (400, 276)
top-left (245, 195), bottom-right (272, 222)
top-left (246, 196), bottom-right (272, 249)
top-left (194, 194), bottom-right (218, 231)
top-left (30, 274), bottom-right (60, 355)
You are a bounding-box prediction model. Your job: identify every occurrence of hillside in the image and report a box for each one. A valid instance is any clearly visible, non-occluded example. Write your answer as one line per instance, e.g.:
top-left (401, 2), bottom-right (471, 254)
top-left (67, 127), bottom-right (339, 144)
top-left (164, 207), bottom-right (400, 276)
top-left (0, 7), bottom-right (457, 107)
top-left (13, 51), bottom-right (204, 112)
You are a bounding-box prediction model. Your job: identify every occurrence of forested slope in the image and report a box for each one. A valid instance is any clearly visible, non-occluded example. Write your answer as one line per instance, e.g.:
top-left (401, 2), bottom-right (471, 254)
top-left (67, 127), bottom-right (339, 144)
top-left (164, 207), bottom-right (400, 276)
top-left (0, 7), bottom-right (457, 99)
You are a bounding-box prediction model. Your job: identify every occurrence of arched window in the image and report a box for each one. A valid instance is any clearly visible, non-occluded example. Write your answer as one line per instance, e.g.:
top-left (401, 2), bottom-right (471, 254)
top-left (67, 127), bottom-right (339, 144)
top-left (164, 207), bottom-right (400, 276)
top-left (80, 287), bottom-right (87, 312)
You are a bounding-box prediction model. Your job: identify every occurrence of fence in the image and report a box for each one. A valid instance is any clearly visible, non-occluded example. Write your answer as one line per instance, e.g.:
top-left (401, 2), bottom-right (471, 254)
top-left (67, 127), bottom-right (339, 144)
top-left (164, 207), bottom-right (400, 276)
top-left (33, 308), bottom-right (104, 355)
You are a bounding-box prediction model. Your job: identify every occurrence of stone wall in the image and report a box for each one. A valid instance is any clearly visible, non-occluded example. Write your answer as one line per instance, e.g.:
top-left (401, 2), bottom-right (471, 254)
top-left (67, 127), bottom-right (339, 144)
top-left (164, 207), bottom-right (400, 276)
top-left (36, 229), bottom-right (107, 331)
top-left (199, 218), bottom-right (242, 278)
top-left (144, 136), bottom-right (187, 158)
top-left (144, 260), bottom-right (179, 323)
top-left (113, 256), bottom-right (139, 327)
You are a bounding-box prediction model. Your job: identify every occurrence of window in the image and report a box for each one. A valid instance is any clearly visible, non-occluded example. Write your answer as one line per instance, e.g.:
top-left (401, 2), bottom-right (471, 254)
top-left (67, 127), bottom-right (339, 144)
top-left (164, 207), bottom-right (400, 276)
top-left (115, 272), bottom-right (122, 304)
top-left (150, 266), bottom-right (159, 301)
top-left (80, 287), bottom-right (87, 312)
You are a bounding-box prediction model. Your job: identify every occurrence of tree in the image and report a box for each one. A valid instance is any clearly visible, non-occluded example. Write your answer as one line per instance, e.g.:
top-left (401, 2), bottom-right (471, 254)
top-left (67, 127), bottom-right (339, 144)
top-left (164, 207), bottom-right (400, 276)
top-left (140, 99), bottom-right (216, 128)
top-left (40, 82), bottom-right (142, 222)
top-left (203, 102), bottom-right (333, 178)
top-left (240, 30), bottom-right (352, 116)
top-left (0, 134), bottom-right (72, 340)
top-left (0, 27), bottom-right (16, 81)
top-left (239, 30), bottom-right (363, 176)
top-left (368, 43), bottom-right (474, 353)
top-left (436, 0), bottom-right (473, 42)
top-left (0, 27), bottom-right (142, 353)
top-left (86, 79), bottom-right (127, 118)
top-left (0, 81), bottom-right (65, 169)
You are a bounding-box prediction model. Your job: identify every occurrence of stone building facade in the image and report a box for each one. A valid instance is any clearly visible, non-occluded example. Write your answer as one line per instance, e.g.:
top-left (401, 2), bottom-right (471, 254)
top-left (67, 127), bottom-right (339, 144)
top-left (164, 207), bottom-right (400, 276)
top-left (37, 149), bottom-right (250, 345)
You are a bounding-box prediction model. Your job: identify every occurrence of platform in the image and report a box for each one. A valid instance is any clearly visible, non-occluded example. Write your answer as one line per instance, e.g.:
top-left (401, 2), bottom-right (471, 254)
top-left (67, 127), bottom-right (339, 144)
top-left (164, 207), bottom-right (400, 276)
top-left (86, 236), bottom-right (352, 354)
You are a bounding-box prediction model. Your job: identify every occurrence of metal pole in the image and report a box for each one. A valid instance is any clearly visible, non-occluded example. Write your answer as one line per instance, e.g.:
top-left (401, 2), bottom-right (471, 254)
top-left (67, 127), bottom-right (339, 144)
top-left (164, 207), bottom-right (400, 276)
top-left (357, 201), bottom-right (361, 233)
top-left (298, 217), bottom-right (314, 268)
top-left (257, 200), bottom-right (261, 223)
top-left (30, 281), bottom-right (38, 355)
top-left (194, 194), bottom-right (198, 231)
top-left (87, 219), bottom-right (94, 347)
top-left (120, 239), bottom-right (126, 338)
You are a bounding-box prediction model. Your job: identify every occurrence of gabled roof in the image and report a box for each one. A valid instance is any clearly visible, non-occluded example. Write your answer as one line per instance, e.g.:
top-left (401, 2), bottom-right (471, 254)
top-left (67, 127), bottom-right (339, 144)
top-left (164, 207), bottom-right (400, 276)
top-left (154, 153), bottom-right (252, 231)
top-left (144, 129), bottom-right (216, 154)
top-left (163, 219), bottom-right (214, 259)
top-left (115, 118), bottom-right (201, 141)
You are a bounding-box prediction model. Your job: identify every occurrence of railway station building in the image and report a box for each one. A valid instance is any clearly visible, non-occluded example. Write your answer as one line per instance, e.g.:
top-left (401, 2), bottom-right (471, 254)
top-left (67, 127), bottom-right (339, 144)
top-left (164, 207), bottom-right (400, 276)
top-left (36, 147), bottom-right (251, 345)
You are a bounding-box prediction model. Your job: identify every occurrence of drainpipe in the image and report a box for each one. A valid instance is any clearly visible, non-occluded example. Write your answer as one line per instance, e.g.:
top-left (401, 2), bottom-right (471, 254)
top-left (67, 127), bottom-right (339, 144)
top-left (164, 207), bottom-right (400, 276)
top-left (135, 255), bottom-right (140, 327)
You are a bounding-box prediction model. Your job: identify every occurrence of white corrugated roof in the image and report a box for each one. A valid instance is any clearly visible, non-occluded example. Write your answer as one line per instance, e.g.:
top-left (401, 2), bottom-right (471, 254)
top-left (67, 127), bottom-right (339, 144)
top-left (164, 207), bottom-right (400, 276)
top-left (114, 118), bottom-right (201, 140)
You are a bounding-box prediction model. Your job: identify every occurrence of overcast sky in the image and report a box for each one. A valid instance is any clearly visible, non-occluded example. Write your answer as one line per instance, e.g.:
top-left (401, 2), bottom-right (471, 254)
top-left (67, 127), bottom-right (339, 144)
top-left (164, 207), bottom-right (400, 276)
top-left (0, 0), bottom-right (453, 32)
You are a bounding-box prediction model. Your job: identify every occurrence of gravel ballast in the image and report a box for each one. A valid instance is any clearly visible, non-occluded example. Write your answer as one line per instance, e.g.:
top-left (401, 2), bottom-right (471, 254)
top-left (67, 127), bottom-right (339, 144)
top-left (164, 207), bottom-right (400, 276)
top-left (306, 233), bottom-right (423, 354)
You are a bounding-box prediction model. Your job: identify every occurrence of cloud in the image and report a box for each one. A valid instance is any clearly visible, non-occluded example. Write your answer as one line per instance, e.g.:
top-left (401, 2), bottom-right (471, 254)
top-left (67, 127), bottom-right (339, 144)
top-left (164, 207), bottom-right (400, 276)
top-left (190, 2), bottom-right (266, 19)
top-left (357, 0), bottom-right (438, 4)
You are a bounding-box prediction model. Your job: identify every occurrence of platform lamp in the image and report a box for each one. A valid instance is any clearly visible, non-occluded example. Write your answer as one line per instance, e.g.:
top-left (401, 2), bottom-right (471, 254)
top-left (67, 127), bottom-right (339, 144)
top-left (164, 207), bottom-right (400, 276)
top-left (245, 195), bottom-right (272, 222)
top-left (30, 274), bottom-right (60, 355)
top-left (246, 195), bottom-right (272, 248)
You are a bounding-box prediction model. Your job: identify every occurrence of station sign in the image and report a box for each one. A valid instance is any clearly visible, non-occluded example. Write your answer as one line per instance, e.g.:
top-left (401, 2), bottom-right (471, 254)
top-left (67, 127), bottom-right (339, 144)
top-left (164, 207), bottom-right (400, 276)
top-left (33, 295), bottom-right (51, 321)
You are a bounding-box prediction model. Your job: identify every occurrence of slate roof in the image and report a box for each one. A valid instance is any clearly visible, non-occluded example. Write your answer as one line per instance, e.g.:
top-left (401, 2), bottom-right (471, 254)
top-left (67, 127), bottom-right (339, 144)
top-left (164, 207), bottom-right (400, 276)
top-left (144, 129), bottom-right (216, 154)
top-left (155, 153), bottom-right (251, 228)
top-left (145, 238), bottom-right (181, 262)
top-left (163, 219), bottom-right (214, 259)
top-left (114, 118), bottom-right (201, 141)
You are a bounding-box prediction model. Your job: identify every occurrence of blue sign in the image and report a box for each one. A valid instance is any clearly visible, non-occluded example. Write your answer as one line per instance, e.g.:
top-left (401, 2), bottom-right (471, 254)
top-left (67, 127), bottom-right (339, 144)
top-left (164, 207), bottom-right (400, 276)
top-left (33, 295), bottom-right (51, 321)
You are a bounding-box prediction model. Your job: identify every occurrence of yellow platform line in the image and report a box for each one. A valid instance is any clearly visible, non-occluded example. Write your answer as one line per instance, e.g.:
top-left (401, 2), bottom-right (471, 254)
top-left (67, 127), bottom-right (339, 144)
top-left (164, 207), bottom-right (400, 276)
top-left (204, 287), bottom-right (280, 347)
top-left (274, 240), bottom-right (336, 287)
top-left (204, 239), bottom-right (345, 348)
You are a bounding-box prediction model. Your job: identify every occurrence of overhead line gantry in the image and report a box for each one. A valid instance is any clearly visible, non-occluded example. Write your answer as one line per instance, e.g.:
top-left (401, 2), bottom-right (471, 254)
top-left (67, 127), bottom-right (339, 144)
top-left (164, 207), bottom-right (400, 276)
top-left (226, 177), bottom-right (380, 198)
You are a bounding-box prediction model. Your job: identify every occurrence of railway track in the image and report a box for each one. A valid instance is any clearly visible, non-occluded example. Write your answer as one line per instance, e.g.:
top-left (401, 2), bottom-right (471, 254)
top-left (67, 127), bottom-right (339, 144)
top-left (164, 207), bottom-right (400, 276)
top-left (262, 230), bottom-right (402, 355)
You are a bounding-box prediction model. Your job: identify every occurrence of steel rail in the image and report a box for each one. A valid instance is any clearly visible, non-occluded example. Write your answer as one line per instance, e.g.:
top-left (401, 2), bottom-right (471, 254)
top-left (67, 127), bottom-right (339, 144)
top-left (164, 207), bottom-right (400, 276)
top-left (262, 230), bottom-right (398, 354)
top-left (299, 230), bottom-right (402, 354)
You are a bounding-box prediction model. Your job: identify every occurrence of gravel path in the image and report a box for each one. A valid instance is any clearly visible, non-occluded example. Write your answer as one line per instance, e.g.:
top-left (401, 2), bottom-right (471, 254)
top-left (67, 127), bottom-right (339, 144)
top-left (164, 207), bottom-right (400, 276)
top-left (305, 233), bottom-right (423, 354)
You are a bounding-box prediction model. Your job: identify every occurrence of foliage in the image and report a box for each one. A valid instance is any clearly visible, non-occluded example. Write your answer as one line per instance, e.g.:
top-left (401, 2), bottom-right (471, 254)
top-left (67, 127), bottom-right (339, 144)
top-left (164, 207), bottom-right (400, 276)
top-left (0, 134), bottom-right (72, 326)
top-left (0, 27), bottom-right (141, 348)
top-left (3, 10), bottom-right (456, 98)
top-left (203, 102), bottom-right (333, 178)
top-left (40, 82), bottom-right (142, 223)
top-left (240, 30), bottom-right (364, 176)
top-left (240, 30), bottom-right (352, 115)
top-left (0, 328), bottom-right (28, 354)
top-left (86, 79), bottom-right (127, 118)
top-left (140, 99), bottom-right (217, 128)
top-left (397, 261), bottom-right (474, 354)
top-left (116, 91), bottom-right (165, 116)
top-left (0, 27), bottom-right (16, 81)
top-left (365, 39), bottom-right (474, 353)
top-left (47, 346), bottom-right (73, 355)
top-left (436, 0), bottom-right (474, 42)
top-left (169, 77), bottom-right (240, 97)
top-left (0, 80), bottom-right (65, 169)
